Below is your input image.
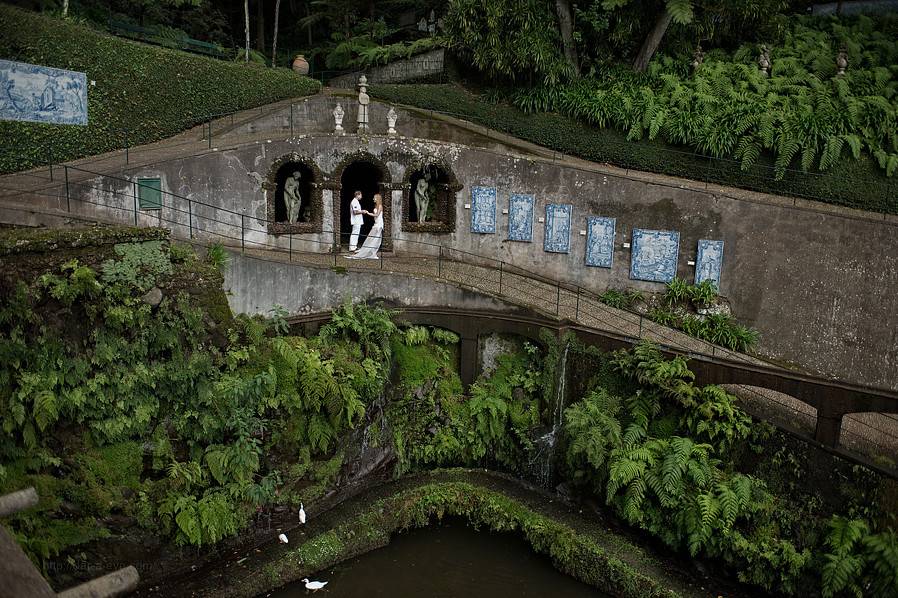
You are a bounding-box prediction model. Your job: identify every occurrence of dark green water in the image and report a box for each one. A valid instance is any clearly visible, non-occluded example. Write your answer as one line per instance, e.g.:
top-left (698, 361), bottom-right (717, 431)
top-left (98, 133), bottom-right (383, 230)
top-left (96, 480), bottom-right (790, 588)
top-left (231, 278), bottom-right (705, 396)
top-left (268, 518), bottom-right (607, 597)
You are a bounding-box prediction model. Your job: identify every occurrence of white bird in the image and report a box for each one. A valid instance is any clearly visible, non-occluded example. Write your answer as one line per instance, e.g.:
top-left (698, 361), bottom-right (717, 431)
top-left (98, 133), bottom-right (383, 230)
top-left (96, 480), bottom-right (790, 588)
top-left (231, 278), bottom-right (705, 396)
top-left (278, 533), bottom-right (288, 544)
top-left (299, 502), bottom-right (307, 524)
top-left (301, 578), bottom-right (328, 592)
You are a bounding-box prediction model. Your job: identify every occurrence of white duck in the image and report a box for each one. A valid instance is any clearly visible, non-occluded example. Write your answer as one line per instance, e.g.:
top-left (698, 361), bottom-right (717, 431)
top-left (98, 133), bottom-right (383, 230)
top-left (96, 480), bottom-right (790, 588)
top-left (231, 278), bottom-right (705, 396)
top-left (301, 578), bottom-right (328, 592)
top-left (299, 502), bottom-right (307, 524)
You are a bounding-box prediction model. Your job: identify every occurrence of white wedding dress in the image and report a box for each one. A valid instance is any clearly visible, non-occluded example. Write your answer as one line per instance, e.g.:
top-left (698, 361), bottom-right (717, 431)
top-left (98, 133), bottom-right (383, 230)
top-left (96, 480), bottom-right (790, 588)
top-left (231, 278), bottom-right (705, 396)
top-left (348, 207), bottom-right (383, 259)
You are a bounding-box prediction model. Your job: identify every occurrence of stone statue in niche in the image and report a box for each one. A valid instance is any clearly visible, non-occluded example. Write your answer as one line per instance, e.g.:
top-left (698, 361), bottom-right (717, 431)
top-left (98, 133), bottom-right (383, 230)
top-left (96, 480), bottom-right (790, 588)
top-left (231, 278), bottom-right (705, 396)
top-left (414, 177), bottom-right (431, 222)
top-left (357, 75), bottom-right (370, 134)
top-left (333, 103), bottom-right (345, 134)
top-left (283, 170), bottom-right (303, 222)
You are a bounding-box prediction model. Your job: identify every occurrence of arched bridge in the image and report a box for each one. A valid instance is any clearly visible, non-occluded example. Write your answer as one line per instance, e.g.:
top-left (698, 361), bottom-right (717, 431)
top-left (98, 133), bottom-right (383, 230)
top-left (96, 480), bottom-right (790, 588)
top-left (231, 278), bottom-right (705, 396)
top-left (288, 306), bottom-right (898, 454)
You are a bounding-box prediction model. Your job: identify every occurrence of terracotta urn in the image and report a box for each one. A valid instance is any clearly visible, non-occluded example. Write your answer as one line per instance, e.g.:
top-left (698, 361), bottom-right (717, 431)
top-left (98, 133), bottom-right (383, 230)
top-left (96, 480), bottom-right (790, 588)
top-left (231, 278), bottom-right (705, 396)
top-left (292, 55), bottom-right (310, 76)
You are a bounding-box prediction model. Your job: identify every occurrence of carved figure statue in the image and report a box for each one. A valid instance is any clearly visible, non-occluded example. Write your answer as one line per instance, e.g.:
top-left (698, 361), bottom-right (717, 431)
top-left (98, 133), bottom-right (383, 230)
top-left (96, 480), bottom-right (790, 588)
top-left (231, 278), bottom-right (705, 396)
top-left (387, 107), bottom-right (397, 135)
top-left (836, 47), bottom-right (848, 76)
top-left (357, 75), bottom-right (370, 134)
top-left (333, 103), bottom-right (345, 134)
top-left (758, 45), bottom-right (771, 77)
top-left (414, 177), bottom-right (430, 223)
top-left (283, 170), bottom-right (302, 223)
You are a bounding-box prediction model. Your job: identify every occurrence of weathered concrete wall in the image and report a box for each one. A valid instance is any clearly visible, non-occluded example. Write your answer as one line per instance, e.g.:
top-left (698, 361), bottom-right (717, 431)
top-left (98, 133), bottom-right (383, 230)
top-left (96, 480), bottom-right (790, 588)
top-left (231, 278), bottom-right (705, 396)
top-left (224, 251), bottom-right (522, 317)
top-left (36, 103), bottom-right (898, 391)
top-left (329, 49), bottom-right (445, 88)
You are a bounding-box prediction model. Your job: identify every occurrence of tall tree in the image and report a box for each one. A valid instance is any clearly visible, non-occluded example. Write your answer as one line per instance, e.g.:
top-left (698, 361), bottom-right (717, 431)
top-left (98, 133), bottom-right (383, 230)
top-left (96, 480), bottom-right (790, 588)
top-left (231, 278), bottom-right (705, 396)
top-left (272, 0), bottom-right (282, 67)
top-left (603, 0), bottom-right (695, 71)
top-left (244, 0), bottom-right (251, 62)
top-left (555, 0), bottom-right (580, 76)
top-left (256, 0), bottom-right (267, 53)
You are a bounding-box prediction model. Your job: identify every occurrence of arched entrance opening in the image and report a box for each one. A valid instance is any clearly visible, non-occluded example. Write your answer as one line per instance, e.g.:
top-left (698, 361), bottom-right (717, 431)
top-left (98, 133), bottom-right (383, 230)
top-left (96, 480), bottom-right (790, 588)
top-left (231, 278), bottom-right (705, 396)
top-left (339, 161), bottom-right (383, 250)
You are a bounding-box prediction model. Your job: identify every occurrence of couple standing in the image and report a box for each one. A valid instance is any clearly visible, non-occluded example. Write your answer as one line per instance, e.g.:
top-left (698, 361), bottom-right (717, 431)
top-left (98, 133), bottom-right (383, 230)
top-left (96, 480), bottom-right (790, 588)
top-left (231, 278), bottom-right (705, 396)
top-left (347, 190), bottom-right (383, 259)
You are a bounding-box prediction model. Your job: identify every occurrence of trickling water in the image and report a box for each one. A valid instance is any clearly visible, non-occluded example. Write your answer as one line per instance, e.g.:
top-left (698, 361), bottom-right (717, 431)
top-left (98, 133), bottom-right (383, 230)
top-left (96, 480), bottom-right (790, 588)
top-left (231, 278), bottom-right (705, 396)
top-left (527, 342), bottom-right (570, 487)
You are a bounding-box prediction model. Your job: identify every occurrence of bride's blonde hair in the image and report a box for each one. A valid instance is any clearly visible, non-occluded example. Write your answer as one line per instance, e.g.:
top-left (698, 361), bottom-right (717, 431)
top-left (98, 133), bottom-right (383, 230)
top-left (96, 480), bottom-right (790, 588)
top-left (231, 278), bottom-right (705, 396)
top-left (373, 193), bottom-right (383, 207)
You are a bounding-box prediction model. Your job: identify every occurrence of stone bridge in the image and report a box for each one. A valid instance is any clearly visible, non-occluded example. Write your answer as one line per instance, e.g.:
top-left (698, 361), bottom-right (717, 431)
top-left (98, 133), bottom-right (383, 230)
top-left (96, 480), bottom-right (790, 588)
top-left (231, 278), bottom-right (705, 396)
top-left (285, 305), bottom-right (898, 453)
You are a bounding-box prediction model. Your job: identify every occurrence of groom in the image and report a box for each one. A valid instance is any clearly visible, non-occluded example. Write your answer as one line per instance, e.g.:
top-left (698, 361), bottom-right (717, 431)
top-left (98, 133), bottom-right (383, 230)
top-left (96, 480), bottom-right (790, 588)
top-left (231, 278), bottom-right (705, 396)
top-left (349, 190), bottom-right (364, 251)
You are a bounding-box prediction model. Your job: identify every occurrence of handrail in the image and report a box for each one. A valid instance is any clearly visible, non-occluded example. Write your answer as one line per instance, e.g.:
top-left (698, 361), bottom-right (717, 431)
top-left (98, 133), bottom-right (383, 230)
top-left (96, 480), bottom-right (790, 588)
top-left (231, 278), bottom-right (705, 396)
top-left (5, 158), bottom-right (889, 398)
top-left (8, 160), bottom-right (898, 403)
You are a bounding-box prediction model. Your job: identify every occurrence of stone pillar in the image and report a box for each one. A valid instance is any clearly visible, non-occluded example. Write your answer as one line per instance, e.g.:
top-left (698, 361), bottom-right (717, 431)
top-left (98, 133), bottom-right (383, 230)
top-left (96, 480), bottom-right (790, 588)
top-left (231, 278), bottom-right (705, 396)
top-left (459, 336), bottom-right (478, 389)
top-left (814, 412), bottom-right (843, 447)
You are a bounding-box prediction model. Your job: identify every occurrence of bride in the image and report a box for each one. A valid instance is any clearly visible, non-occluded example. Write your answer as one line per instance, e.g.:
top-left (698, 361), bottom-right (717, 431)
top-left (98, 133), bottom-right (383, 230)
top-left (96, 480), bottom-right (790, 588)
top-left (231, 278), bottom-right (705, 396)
top-left (348, 193), bottom-right (383, 259)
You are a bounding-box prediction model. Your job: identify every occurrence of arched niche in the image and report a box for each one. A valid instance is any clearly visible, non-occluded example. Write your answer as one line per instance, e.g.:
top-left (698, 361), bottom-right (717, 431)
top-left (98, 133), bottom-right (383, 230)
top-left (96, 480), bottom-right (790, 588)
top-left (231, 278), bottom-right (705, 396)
top-left (330, 151), bottom-right (395, 251)
top-left (400, 157), bottom-right (462, 233)
top-left (264, 153), bottom-right (323, 234)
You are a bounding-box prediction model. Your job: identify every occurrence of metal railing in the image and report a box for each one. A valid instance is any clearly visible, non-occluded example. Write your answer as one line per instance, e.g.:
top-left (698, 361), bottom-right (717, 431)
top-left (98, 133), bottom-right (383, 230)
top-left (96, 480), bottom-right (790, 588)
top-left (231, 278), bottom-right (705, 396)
top-left (4, 95), bottom-right (896, 222)
top-left (0, 159), bottom-right (874, 379)
top-left (6, 163), bottom-right (898, 470)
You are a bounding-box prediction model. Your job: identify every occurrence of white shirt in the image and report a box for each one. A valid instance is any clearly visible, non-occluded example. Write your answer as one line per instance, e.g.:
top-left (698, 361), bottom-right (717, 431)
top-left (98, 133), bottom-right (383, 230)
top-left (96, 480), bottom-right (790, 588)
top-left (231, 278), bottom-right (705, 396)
top-left (350, 197), bottom-right (363, 226)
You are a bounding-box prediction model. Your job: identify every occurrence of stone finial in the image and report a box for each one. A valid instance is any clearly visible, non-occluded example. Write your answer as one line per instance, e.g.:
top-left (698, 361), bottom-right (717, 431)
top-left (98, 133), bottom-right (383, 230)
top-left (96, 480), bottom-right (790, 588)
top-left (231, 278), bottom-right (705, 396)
top-left (691, 45), bottom-right (704, 73)
top-left (758, 45), bottom-right (771, 77)
top-left (387, 107), bottom-right (397, 135)
top-left (333, 103), bottom-right (345, 134)
top-left (357, 76), bottom-right (370, 134)
top-left (836, 47), bottom-right (848, 76)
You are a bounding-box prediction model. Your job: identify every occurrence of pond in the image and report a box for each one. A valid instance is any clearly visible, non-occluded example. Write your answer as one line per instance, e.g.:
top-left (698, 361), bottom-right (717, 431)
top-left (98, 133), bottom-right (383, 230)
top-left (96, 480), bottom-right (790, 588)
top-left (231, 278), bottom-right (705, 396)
top-left (267, 518), bottom-right (607, 597)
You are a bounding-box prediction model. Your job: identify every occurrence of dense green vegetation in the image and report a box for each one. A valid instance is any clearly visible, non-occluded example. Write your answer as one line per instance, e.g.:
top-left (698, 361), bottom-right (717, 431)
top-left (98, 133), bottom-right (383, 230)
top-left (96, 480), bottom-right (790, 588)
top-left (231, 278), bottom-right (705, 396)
top-left (371, 82), bottom-right (897, 213)
top-left (0, 4), bottom-right (320, 174)
top-left (504, 16), bottom-right (898, 180)
top-left (561, 340), bottom-right (898, 595)
top-left (1, 226), bottom-right (895, 595)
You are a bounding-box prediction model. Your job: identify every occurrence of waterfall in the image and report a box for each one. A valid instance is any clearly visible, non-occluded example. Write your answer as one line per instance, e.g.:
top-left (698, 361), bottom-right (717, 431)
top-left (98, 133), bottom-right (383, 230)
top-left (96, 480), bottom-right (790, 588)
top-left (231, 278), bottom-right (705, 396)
top-left (527, 341), bottom-right (570, 488)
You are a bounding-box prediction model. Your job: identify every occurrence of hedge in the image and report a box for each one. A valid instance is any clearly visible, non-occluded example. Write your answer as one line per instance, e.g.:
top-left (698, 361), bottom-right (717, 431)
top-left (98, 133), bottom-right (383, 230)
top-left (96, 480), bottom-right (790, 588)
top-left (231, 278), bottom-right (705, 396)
top-left (0, 5), bottom-right (320, 173)
top-left (370, 84), bottom-right (898, 215)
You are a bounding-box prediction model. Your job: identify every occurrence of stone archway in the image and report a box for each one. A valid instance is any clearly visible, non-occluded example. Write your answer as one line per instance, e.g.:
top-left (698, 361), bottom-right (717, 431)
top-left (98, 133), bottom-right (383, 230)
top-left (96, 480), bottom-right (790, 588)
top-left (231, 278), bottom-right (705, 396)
top-left (400, 156), bottom-right (462, 233)
top-left (331, 151), bottom-right (393, 251)
top-left (263, 153), bottom-right (324, 235)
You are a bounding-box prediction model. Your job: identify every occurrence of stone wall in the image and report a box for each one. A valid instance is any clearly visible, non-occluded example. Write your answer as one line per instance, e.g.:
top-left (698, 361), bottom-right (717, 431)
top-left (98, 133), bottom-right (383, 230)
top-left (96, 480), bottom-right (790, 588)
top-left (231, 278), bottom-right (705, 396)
top-left (328, 49), bottom-right (445, 88)
top-left (224, 250), bottom-right (520, 317)
top-left (31, 102), bottom-right (898, 391)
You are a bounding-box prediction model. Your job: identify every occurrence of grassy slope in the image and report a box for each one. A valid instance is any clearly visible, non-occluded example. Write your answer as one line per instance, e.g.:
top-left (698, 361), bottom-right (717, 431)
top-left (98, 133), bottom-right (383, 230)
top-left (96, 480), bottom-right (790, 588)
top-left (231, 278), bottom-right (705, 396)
top-left (0, 4), bottom-right (320, 173)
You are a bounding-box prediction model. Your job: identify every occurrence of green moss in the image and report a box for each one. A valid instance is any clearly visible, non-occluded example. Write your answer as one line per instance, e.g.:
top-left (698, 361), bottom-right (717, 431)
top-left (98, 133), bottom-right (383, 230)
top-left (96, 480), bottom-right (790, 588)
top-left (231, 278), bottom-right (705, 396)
top-left (0, 226), bottom-right (168, 256)
top-left (0, 5), bottom-right (320, 173)
top-left (77, 441), bottom-right (143, 490)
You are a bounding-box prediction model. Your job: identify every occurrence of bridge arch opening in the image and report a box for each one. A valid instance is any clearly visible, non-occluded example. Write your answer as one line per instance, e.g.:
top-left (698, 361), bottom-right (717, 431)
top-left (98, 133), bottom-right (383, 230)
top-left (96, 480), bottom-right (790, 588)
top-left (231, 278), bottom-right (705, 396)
top-left (339, 160), bottom-right (384, 250)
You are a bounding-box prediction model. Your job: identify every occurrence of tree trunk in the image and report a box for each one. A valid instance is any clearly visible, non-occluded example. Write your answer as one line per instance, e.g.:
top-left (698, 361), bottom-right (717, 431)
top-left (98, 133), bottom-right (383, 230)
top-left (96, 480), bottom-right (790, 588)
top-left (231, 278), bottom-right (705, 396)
top-left (256, 0), bottom-right (266, 54)
top-left (306, 1), bottom-right (313, 46)
top-left (272, 0), bottom-right (281, 67)
top-left (632, 9), bottom-right (673, 72)
top-left (62, 0), bottom-right (69, 17)
top-left (554, 0), bottom-right (579, 76)
top-left (244, 0), bottom-right (250, 62)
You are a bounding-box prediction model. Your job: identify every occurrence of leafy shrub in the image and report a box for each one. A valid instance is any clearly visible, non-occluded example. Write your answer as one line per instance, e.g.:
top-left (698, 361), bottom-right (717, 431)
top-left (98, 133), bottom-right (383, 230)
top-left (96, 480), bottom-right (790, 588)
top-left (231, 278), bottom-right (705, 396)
top-left (565, 342), bottom-right (809, 594)
top-left (370, 83), bottom-right (898, 213)
top-left (507, 16), bottom-right (898, 180)
top-left (205, 243), bottom-right (229, 273)
top-left (0, 5), bottom-right (320, 173)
